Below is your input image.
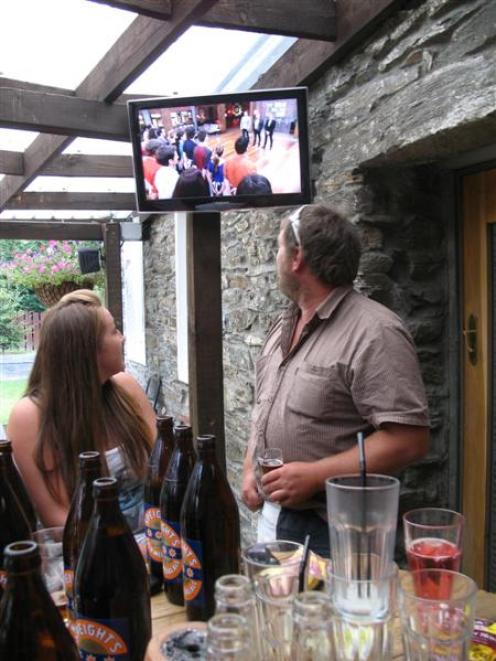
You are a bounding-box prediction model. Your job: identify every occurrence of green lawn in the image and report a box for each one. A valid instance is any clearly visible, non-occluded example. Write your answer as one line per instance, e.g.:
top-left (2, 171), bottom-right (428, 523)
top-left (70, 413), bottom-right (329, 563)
top-left (0, 378), bottom-right (27, 425)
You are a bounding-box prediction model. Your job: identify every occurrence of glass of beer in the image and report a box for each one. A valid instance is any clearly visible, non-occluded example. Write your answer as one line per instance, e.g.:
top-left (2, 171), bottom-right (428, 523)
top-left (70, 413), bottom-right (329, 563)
top-left (32, 526), bottom-right (68, 620)
top-left (403, 508), bottom-right (464, 599)
top-left (257, 448), bottom-right (283, 475)
top-left (256, 448), bottom-right (283, 499)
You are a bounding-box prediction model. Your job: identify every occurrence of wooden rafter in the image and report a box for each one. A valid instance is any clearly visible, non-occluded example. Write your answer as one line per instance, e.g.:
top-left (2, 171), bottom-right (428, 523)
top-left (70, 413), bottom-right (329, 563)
top-left (43, 155), bottom-right (134, 178)
top-left (5, 192), bottom-right (136, 211)
top-left (0, 87), bottom-right (129, 141)
top-left (0, 221), bottom-right (105, 240)
top-left (254, 0), bottom-right (406, 88)
top-left (0, 0), bottom-right (217, 212)
top-left (198, 0), bottom-right (336, 41)
top-left (0, 150), bottom-right (23, 176)
top-left (88, 0), bottom-right (172, 20)
top-left (88, 0), bottom-right (337, 41)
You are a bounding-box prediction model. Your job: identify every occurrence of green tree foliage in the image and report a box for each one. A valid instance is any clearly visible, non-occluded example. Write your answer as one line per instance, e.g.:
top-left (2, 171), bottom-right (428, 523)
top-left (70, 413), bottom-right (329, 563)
top-left (0, 281), bottom-right (22, 351)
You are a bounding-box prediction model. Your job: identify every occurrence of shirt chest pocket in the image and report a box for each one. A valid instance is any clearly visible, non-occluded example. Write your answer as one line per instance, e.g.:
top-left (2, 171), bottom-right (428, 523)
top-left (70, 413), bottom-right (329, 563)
top-left (286, 363), bottom-right (348, 419)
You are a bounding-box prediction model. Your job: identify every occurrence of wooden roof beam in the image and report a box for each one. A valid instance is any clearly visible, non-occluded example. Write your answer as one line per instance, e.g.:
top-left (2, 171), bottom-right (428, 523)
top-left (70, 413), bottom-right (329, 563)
top-left (0, 221), bottom-right (105, 240)
top-left (0, 0), bottom-right (217, 211)
top-left (43, 154), bottom-right (134, 177)
top-left (198, 0), bottom-right (336, 41)
top-left (0, 150), bottom-right (23, 176)
top-left (87, 0), bottom-right (172, 19)
top-left (0, 87), bottom-right (129, 141)
top-left (88, 0), bottom-right (337, 41)
top-left (5, 192), bottom-right (136, 211)
top-left (254, 0), bottom-right (407, 89)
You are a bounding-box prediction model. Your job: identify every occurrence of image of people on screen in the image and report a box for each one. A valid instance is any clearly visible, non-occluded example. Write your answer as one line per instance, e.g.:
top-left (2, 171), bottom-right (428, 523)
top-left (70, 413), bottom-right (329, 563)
top-left (137, 97), bottom-right (301, 201)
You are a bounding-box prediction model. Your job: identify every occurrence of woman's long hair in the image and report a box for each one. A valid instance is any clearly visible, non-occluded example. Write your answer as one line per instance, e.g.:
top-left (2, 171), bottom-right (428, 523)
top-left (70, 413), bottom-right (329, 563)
top-left (27, 290), bottom-right (152, 503)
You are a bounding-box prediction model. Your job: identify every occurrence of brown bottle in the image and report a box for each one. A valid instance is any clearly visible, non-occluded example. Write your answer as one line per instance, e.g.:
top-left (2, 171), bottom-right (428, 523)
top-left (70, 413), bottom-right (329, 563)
top-left (160, 425), bottom-right (196, 606)
top-left (180, 434), bottom-right (241, 621)
top-left (144, 414), bottom-right (174, 592)
top-left (74, 477), bottom-right (151, 661)
top-left (0, 439), bottom-right (36, 531)
top-left (62, 450), bottom-right (101, 629)
top-left (0, 540), bottom-right (79, 660)
top-left (0, 452), bottom-right (32, 599)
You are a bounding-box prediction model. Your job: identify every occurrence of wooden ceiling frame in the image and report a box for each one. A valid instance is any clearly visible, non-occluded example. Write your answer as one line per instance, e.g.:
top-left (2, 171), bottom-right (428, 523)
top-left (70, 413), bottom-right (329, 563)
top-left (0, 0), bottom-right (404, 220)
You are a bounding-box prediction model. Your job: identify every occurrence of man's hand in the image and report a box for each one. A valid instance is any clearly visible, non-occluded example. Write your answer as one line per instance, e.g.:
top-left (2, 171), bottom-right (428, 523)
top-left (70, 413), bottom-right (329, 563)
top-left (261, 461), bottom-right (320, 507)
top-left (241, 468), bottom-right (263, 511)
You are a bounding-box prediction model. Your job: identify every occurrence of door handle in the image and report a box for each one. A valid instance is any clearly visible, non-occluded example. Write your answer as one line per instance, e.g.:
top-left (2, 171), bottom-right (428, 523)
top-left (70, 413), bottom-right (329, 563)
top-left (463, 314), bottom-right (477, 365)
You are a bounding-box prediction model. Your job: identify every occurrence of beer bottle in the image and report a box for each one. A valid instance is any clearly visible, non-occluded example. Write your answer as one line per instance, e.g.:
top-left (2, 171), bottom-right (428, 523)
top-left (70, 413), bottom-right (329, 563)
top-left (0, 439), bottom-right (36, 531)
top-left (62, 450), bottom-right (101, 628)
top-left (0, 540), bottom-right (79, 660)
top-left (160, 424), bottom-right (196, 606)
top-left (74, 477), bottom-right (151, 661)
top-left (144, 414), bottom-right (175, 594)
top-left (0, 451), bottom-right (32, 598)
top-left (180, 435), bottom-right (241, 621)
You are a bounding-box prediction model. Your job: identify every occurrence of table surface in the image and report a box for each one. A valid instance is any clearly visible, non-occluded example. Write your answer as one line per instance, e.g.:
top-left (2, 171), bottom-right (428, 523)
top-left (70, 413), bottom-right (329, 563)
top-left (150, 585), bottom-right (496, 659)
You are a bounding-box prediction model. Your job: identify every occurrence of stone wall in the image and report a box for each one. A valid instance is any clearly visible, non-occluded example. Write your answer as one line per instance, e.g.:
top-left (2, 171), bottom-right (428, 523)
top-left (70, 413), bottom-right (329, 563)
top-left (141, 0), bottom-right (496, 544)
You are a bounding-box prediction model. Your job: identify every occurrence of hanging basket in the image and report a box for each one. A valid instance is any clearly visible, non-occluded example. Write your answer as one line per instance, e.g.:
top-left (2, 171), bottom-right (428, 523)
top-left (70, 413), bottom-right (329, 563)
top-left (34, 280), bottom-right (94, 307)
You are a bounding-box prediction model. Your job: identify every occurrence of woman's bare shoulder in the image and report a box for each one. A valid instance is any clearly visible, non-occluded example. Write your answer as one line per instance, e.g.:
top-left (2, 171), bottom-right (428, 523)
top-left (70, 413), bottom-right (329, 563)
top-left (7, 396), bottom-right (40, 444)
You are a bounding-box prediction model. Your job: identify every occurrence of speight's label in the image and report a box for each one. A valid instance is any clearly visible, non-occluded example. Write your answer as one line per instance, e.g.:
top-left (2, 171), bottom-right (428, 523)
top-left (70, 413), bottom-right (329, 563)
top-left (74, 616), bottom-right (130, 660)
top-left (144, 505), bottom-right (162, 563)
top-left (181, 538), bottom-right (204, 606)
top-left (64, 567), bottom-right (75, 625)
top-left (161, 520), bottom-right (182, 584)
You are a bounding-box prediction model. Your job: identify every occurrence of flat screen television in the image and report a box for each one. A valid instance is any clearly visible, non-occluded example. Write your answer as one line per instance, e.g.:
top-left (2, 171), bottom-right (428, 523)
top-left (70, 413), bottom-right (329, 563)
top-left (127, 87), bottom-right (312, 213)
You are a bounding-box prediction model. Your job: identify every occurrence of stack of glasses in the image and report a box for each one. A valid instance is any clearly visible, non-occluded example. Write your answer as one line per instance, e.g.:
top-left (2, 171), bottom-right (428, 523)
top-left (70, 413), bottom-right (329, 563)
top-left (205, 485), bottom-right (476, 660)
top-left (326, 474), bottom-right (400, 661)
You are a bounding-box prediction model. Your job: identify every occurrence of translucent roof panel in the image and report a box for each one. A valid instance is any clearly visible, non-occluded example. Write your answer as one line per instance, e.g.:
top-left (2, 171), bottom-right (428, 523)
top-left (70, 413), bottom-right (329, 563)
top-left (0, 4), bottom-right (294, 218)
top-left (0, 0), bottom-right (135, 89)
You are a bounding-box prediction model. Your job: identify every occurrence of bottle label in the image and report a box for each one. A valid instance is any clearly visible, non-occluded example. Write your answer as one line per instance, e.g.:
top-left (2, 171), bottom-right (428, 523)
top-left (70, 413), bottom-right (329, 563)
top-left (182, 538), bottom-right (204, 606)
top-left (74, 616), bottom-right (130, 659)
top-left (162, 520), bottom-right (182, 584)
top-left (64, 567), bottom-right (75, 621)
top-left (0, 570), bottom-right (6, 589)
top-left (144, 505), bottom-right (162, 563)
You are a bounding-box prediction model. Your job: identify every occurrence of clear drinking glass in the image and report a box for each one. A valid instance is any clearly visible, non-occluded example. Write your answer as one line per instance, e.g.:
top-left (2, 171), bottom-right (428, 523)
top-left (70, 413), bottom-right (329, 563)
top-left (214, 574), bottom-right (259, 657)
top-left (256, 448), bottom-right (283, 497)
top-left (242, 540), bottom-right (303, 584)
top-left (32, 526), bottom-right (67, 619)
top-left (254, 571), bottom-right (299, 660)
top-left (398, 569), bottom-right (477, 661)
top-left (403, 508), bottom-right (464, 598)
top-left (206, 613), bottom-right (252, 660)
top-left (327, 561), bottom-right (398, 661)
top-left (291, 591), bottom-right (335, 661)
top-left (325, 474), bottom-right (399, 580)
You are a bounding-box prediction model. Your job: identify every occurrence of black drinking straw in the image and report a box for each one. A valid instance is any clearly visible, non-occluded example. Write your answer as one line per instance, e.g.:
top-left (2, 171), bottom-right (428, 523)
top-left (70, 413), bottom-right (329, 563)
top-left (298, 534), bottom-right (311, 592)
top-left (357, 432), bottom-right (372, 594)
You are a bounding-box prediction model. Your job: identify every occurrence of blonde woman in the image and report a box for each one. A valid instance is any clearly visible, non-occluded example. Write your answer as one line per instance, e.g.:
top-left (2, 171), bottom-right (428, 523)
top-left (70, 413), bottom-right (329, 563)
top-left (7, 290), bottom-right (156, 531)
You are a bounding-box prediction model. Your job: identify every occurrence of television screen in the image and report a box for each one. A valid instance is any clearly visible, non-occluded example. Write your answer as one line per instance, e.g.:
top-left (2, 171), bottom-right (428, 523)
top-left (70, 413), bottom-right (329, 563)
top-left (127, 87), bottom-right (312, 213)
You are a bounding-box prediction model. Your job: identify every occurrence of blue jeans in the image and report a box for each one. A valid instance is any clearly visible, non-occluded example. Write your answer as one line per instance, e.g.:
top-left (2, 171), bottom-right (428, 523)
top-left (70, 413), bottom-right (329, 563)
top-left (276, 507), bottom-right (330, 558)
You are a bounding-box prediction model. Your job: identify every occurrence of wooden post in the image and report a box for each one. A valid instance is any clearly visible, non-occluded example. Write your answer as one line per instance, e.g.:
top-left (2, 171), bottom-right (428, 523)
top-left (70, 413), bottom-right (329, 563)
top-left (103, 222), bottom-right (123, 332)
top-left (186, 212), bottom-right (226, 470)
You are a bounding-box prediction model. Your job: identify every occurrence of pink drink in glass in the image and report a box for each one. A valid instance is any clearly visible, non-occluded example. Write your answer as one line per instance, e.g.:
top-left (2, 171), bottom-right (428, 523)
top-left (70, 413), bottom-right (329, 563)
top-left (406, 537), bottom-right (462, 598)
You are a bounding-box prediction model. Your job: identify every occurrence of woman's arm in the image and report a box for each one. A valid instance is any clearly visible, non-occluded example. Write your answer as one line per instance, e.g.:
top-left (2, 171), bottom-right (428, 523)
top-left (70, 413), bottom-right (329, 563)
top-left (113, 372), bottom-right (157, 447)
top-left (7, 397), bottom-right (69, 528)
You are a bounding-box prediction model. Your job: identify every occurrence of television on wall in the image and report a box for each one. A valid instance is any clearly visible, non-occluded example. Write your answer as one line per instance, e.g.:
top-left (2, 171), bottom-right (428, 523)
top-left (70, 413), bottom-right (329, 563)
top-left (127, 87), bottom-right (312, 213)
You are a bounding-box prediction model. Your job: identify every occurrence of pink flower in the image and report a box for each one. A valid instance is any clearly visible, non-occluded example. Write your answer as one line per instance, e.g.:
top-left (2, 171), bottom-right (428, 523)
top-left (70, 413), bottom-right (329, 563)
top-left (49, 240), bottom-right (57, 247)
top-left (51, 265), bottom-right (60, 273)
top-left (38, 265), bottom-right (46, 274)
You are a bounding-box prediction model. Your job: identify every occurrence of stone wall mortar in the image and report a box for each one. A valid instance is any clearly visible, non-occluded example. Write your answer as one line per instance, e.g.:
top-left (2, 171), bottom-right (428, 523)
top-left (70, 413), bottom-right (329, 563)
top-left (142, 0), bottom-right (492, 543)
